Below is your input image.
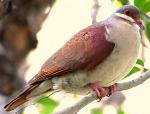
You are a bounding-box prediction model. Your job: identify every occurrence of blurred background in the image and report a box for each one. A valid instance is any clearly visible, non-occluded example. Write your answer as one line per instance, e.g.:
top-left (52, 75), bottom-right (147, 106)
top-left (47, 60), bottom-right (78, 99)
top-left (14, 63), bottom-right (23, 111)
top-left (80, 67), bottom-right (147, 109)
top-left (0, 0), bottom-right (150, 114)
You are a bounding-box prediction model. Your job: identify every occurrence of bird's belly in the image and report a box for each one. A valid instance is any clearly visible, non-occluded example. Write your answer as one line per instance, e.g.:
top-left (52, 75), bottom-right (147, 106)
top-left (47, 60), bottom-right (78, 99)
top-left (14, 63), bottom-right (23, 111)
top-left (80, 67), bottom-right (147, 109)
top-left (88, 45), bottom-right (140, 87)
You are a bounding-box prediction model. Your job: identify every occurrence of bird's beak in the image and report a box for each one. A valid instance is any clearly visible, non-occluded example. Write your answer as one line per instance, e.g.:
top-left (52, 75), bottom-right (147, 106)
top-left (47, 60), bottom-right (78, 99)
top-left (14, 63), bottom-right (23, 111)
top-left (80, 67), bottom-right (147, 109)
top-left (135, 19), bottom-right (145, 30)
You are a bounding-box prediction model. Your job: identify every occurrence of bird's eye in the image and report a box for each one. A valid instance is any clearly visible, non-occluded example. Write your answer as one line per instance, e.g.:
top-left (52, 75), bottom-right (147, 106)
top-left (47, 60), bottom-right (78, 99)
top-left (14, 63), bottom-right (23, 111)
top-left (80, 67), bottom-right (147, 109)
top-left (124, 10), bottom-right (130, 16)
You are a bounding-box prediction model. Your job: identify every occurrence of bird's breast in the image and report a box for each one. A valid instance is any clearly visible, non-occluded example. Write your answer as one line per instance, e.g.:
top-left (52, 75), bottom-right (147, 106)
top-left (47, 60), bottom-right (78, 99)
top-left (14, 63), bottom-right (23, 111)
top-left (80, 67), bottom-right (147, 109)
top-left (87, 18), bottom-right (141, 86)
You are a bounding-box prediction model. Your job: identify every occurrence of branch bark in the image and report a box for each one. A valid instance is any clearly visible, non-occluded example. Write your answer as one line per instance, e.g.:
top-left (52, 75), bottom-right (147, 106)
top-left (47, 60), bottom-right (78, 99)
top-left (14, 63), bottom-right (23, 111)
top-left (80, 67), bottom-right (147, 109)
top-left (53, 69), bottom-right (150, 114)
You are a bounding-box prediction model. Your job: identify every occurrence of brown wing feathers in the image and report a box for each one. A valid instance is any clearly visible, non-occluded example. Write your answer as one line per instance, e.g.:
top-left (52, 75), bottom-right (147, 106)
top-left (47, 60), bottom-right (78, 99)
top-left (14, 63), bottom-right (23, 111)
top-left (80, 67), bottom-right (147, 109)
top-left (29, 24), bottom-right (114, 84)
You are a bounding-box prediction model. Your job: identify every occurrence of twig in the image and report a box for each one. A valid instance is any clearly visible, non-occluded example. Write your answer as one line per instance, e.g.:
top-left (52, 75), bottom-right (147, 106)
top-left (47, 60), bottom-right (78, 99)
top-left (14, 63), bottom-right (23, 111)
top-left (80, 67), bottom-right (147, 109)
top-left (91, 0), bottom-right (101, 24)
top-left (53, 70), bottom-right (150, 114)
top-left (143, 13), bottom-right (150, 20)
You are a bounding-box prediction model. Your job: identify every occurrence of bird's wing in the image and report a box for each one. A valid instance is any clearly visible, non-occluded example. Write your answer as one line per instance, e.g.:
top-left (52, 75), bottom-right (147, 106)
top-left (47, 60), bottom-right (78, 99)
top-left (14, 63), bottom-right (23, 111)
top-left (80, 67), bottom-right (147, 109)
top-left (29, 23), bottom-right (115, 85)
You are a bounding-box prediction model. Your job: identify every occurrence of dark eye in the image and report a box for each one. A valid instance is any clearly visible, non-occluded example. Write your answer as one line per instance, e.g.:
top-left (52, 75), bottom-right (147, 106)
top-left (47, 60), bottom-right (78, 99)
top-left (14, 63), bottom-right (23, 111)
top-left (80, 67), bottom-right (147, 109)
top-left (124, 10), bottom-right (130, 16)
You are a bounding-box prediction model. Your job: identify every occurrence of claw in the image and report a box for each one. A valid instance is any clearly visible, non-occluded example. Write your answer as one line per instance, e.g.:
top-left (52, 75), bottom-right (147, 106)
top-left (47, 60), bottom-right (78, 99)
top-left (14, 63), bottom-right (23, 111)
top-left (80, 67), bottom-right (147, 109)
top-left (108, 84), bottom-right (116, 96)
top-left (87, 83), bottom-right (106, 99)
top-left (87, 83), bottom-right (116, 99)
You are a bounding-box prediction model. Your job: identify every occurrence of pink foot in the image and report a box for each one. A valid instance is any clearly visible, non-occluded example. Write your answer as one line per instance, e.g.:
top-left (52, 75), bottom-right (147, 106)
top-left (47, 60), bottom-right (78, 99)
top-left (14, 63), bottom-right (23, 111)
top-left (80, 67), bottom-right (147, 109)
top-left (87, 83), bottom-right (106, 99)
top-left (108, 84), bottom-right (116, 96)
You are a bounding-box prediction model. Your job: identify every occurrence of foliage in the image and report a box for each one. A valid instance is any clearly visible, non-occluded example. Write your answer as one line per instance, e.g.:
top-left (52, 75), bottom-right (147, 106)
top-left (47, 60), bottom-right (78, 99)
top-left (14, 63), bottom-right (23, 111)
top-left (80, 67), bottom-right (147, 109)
top-left (146, 22), bottom-right (150, 41)
top-left (36, 96), bottom-right (58, 114)
top-left (134, 0), bottom-right (150, 13)
top-left (91, 108), bottom-right (103, 114)
top-left (134, 0), bottom-right (150, 41)
top-left (126, 59), bottom-right (145, 78)
top-left (118, 0), bottom-right (129, 5)
top-left (118, 107), bottom-right (126, 114)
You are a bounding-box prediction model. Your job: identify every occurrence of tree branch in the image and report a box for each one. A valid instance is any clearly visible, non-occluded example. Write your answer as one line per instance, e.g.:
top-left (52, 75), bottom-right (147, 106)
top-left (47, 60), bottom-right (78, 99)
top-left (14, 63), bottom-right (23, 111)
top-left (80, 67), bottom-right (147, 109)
top-left (53, 70), bottom-right (150, 114)
top-left (91, 0), bottom-right (100, 24)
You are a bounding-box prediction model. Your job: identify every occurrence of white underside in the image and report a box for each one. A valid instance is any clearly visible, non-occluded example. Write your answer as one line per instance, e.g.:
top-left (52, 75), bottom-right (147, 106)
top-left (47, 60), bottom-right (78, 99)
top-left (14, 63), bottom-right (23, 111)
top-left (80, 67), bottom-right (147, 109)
top-left (29, 14), bottom-right (141, 97)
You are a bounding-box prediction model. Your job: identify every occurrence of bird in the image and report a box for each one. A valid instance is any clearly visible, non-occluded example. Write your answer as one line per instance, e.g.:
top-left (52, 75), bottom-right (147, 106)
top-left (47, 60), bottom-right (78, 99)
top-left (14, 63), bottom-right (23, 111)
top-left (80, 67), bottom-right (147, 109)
top-left (4, 5), bottom-right (144, 112)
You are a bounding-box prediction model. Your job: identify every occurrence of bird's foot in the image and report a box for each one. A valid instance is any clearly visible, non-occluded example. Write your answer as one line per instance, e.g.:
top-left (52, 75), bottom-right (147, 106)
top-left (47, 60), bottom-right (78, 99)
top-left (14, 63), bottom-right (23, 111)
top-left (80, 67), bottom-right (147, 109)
top-left (87, 83), bottom-right (116, 99)
top-left (87, 83), bottom-right (106, 99)
top-left (108, 84), bottom-right (116, 97)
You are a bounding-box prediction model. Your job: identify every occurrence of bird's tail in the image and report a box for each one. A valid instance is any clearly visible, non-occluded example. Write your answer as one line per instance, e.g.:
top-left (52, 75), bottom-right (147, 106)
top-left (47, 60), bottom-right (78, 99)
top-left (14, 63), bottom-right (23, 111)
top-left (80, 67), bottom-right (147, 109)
top-left (4, 80), bottom-right (52, 112)
top-left (4, 83), bottom-right (39, 111)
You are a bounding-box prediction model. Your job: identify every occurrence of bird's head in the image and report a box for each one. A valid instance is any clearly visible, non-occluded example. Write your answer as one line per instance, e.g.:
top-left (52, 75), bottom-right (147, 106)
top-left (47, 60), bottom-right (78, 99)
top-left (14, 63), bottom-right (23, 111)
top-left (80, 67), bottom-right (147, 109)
top-left (115, 5), bottom-right (144, 30)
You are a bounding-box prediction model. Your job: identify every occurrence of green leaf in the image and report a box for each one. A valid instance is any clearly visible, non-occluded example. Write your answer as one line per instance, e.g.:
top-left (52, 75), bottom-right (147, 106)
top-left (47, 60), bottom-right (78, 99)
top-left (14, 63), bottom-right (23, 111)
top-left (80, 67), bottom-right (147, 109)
top-left (146, 21), bottom-right (150, 42)
top-left (115, 1), bottom-right (123, 7)
top-left (119, 0), bottom-right (129, 5)
top-left (111, 0), bottom-right (129, 5)
top-left (136, 59), bottom-right (144, 66)
top-left (37, 96), bottom-right (58, 114)
top-left (125, 66), bottom-right (140, 78)
top-left (144, 68), bottom-right (149, 72)
top-left (134, 0), bottom-right (150, 13)
top-left (91, 108), bottom-right (103, 114)
top-left (118, 107), bottom-right (126, 114)
top-left (125, 59), bottom-right (145, 78)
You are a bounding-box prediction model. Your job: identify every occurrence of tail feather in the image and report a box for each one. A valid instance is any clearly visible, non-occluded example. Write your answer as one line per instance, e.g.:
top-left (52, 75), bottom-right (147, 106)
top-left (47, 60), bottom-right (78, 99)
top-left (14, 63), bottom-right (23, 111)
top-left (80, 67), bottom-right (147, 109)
top-left (4, 83), bottom-right (39, 112)
top-left (4, 80), bottom-right (53, 112)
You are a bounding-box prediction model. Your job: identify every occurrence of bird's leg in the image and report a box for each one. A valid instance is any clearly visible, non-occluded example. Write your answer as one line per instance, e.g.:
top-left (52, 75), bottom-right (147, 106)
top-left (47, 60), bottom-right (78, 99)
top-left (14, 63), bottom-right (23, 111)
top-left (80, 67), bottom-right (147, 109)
top-left (87, 83), bottom-right (117, 99)
top-left (87, 83), bottom-right (106, 99)
top-left (108, 84), bottom-right (116, 96)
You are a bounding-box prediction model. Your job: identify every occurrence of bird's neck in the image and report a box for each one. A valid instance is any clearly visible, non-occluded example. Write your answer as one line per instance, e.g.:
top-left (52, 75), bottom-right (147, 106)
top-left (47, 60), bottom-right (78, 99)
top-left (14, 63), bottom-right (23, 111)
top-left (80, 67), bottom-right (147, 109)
top-left (105, 14), bottom-right (141, 50)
